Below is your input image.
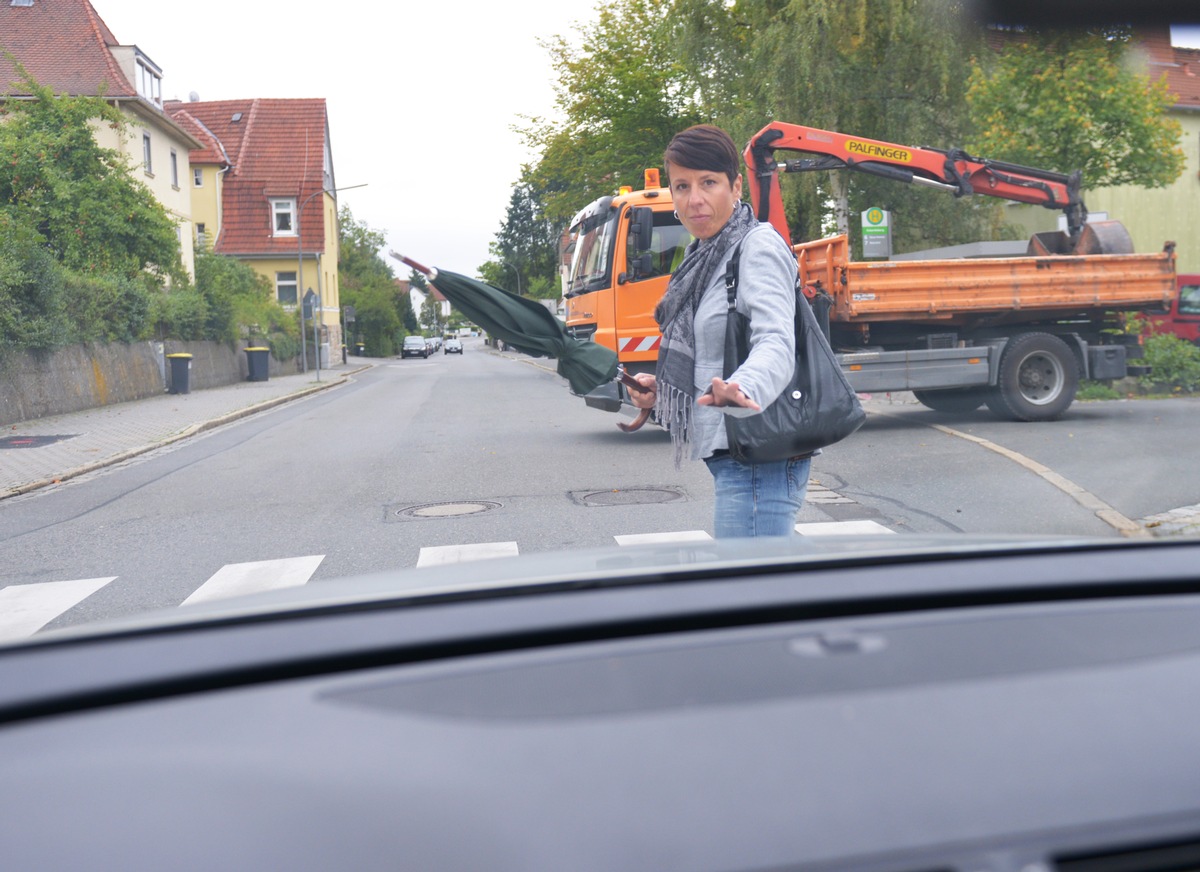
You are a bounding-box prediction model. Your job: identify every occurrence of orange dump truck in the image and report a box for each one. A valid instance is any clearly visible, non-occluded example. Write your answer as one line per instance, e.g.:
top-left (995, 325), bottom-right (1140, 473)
top-left (563, 121), bottom-right (1177, 422)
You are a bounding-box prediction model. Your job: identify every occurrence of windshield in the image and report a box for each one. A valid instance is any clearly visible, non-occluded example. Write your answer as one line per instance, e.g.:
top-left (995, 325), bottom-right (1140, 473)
top-left (1, 2), bottom-right (1198, 651)
top-left (565, 202), bottom-right (619, 297)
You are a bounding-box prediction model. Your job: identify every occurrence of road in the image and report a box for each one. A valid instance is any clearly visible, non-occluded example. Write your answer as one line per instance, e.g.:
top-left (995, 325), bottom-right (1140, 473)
top-left (2, 336), bottom-right (1199, 639)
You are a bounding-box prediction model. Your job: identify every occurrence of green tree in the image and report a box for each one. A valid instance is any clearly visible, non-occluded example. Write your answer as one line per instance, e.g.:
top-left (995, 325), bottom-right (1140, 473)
top-left (522, 0), bottom-right (706, 229)
top-left (0, 65), bottom-right (185, 282)
top-left (724, 0), bottom-right (1004, 251)
top-left (193, 250), bottom-right (298, 356)
top-left (479, 180), bottom-right (561, 300)
top-left (419, 294), bottom-right (445, 335)
top-left (966, 28), bottom-right (1184, 191)
top-left (337, 206), bottom-right (414, 355)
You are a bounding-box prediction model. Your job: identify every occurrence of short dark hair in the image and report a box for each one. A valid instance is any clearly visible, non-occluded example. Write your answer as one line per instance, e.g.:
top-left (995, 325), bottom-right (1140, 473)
top-left (663, 125), bottom-right (740, 185)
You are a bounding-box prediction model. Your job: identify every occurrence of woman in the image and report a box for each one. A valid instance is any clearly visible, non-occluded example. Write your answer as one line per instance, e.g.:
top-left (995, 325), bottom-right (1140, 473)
top-left (627, 124), bottom-right (807, 538)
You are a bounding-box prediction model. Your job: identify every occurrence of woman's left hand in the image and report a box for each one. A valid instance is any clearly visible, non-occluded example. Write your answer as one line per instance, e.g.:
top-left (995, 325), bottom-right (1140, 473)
top-left (697, 377), bottom-right (761, 410)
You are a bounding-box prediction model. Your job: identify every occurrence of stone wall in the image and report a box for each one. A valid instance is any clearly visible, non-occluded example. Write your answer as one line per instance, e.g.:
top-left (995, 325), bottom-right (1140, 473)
top-left (0, 341), bottom-right (299, 427)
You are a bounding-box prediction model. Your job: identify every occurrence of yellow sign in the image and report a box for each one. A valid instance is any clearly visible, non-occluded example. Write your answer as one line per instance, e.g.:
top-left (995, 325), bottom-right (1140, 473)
top-left (846, 140), bottom-right (912, 163)
top-left (866, 208), bottom-right (884, 226)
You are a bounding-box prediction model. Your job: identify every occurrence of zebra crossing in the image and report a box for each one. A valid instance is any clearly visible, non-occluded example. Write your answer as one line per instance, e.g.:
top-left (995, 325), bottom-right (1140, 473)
top-left (0, 520), bottom-right (893, 643)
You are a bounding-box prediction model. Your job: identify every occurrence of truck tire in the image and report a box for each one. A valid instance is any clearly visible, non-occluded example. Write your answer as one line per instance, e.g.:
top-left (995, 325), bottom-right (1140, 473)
top-left (985, 332), bottom-right (1079, 422)
top-left (913, 388), bottom-right (986, 412)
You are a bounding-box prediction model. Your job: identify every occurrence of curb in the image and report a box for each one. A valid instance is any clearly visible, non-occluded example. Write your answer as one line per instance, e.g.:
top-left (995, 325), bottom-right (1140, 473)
top-left (1, 370), bottom-right (359, 501)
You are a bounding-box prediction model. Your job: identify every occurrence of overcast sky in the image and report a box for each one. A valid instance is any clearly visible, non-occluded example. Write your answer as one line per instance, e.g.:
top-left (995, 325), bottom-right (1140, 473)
top-left (92, 0), bottom-right (592, 279)
top-left (91, 3), bottom-right (1200, 283)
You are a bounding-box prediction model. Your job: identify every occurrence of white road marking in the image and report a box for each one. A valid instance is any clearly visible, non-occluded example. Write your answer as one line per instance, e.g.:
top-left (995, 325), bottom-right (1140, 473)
top-left (416, 541), bottom-right (519, 567)
top-left (0, 577), bottom-right (115, 640)
top-left (795, 520), bottom-right (895, 536)
top-left (181, 555), bottom-right (324, 605)
top-left (614, 530), bottom-right (713, 545)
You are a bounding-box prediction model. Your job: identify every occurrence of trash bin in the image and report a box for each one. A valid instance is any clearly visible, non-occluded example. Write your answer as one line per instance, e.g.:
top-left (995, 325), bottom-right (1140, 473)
top-left (355, 342), bottom-right (365, 356)
top-left (244, 346), bottom-right (270, 382)
top-left (166, 353), bottom-right (192, 395)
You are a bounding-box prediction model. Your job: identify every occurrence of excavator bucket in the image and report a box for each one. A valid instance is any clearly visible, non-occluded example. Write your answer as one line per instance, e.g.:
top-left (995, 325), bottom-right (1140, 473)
top-left (1027, 220), bottom-right (1134, 257)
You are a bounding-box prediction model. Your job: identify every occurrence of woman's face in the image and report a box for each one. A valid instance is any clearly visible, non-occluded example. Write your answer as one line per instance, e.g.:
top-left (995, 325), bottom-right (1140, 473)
top-left (666, 162), bottom-right (743, 241)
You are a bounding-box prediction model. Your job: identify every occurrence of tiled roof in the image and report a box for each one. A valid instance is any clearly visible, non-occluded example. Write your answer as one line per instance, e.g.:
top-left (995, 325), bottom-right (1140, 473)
top-left (984, 26), bottom-right (1200, 111)
top-left (165, 106), bottom-right (230, 166)
top-left (1138, 28), bottom-right (1200, 111)
top-left (167, 98), bottom-right (331, 258)
top-left (0, 0), bottom-right (133, 97)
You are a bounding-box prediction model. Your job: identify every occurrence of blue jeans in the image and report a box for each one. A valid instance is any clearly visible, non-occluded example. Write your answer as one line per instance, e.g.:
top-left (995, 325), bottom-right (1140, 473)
top-left (704, 453), bottom-right (811, 538)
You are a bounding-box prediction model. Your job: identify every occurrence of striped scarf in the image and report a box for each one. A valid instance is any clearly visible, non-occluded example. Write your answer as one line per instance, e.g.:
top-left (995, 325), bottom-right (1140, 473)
top-left (653, 201), bottom-right (758, 466)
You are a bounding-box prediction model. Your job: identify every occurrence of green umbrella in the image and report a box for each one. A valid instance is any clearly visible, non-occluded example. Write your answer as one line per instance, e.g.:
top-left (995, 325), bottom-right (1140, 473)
top-left (391, 252), bottom-right (620, 396)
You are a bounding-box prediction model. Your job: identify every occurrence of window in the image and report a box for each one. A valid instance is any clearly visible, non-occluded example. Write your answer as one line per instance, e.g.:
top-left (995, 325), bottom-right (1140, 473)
top-left (170, 150), bottom-right (179, 188)
top-left (142, 133), bottom-right (152, 174)
top-left (135, 58), bottom-right (162, 106)
top-left (1180, 284), bottom-right (1200, 316)
top-left (271, 199), bottom-right (296, 236)
top-left (196, 223), bottom-right (207, 249)
top-left (193, 168), bottom-right (203, 188)
top-left (276, 271), bottom-right (298, 306)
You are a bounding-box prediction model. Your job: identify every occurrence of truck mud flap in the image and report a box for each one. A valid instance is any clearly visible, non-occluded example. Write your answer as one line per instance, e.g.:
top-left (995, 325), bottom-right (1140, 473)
top-left (838, 346), bottom-right (995, 393)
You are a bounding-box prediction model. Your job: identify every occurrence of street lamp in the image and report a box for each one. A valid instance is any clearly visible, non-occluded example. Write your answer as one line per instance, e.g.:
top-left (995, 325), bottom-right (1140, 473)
top-left (297, 183), bottom-right (367, 373)
top-left (503, 262), bottom-right (522, 296)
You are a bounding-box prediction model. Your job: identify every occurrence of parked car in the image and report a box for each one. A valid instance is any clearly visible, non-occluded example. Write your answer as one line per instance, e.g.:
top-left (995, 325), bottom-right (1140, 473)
top-left (400, 336), bottom-right (429, 359)
top-left (444, 338), bottom-right (463, 354)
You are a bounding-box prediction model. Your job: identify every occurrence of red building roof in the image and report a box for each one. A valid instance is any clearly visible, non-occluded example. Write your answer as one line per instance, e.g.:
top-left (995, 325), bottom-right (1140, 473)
top-left (1138, 28), bottom-right (1200, 112)
top-left (0, 0), bottom-right (135, 97)
top-left (166, 98), bottom-right (332, 258)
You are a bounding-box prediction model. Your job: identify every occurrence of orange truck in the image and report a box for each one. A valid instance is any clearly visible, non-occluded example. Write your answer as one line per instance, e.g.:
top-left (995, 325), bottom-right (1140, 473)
top-left (563, 121), bottom-right (1176, 421)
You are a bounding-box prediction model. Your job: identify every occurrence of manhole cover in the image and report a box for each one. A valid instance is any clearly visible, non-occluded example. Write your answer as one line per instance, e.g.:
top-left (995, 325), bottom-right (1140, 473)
top-left (0, 434), bottom-right (78, 449)
top-left (394, 500), bottom-right (502, 520)
top-left (571, 487), bottom-right (686, 507)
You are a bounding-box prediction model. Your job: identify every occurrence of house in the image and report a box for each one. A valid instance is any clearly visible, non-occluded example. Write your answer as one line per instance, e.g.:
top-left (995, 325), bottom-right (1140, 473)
top-left (1001, 27), bottom-right (1200, 273)
top-left (0, 0), bottom-right (202, 279)
top-left (167, 97), bottom-right (344, 357)
top-left (1079, 28), bottom-right (1200, 274)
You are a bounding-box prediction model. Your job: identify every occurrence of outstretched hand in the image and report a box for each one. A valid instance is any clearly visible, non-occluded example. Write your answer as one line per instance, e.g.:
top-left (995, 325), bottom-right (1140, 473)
top-left (697, 377), bottom-right (761, 410)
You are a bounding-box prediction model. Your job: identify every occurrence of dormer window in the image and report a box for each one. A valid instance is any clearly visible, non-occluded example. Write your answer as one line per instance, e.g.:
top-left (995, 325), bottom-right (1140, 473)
top-left (271, 199), bottom-right (296, 236)
top-left (135, 56), bottom-right (162, 106)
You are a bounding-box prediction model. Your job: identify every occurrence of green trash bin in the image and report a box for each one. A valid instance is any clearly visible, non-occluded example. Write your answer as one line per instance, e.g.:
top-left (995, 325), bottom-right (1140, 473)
top-left (167, 353), bottom-right (192, 394)
top-left (245, 346), bottom-right (270, 382)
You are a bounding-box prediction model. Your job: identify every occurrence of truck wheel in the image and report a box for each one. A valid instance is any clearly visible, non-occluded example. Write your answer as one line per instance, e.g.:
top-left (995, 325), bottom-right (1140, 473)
top-left (985, 332), bottom-right (1079, 421)
top-left (913, 388), bottom-right (986, 412)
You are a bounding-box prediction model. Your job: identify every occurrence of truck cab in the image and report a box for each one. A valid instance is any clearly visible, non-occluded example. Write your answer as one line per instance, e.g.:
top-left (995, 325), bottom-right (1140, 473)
top-left (563, 173), bottom-right (691, 411)
top-left (1144, 275), bottom-right (1200, 346)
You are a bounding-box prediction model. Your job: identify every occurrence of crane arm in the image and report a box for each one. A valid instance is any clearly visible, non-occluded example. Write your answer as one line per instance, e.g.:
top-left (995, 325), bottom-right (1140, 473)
top-left (743, 122), bottom-right (1086, 246)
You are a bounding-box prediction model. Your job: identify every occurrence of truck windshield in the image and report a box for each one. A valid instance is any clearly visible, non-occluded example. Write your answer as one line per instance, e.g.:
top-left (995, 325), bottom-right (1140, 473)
top-left (566, 206), bottom-right (619, 297)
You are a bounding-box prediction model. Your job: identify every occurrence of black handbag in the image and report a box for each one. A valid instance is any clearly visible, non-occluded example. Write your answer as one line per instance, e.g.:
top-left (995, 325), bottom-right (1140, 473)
top-left (722, 239), bottom-right (865, 463)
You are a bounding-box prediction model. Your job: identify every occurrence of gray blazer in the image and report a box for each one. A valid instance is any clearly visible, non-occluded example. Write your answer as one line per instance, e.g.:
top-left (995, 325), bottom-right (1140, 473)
top-left (690, 223), bottom-right (798, 461)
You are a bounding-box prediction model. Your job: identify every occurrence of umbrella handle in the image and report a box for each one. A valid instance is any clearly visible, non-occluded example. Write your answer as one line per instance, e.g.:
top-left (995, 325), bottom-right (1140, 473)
top-left (388, 251), bottom-right (437, 281)
top-left (615, 367), bottom-right (652, 432)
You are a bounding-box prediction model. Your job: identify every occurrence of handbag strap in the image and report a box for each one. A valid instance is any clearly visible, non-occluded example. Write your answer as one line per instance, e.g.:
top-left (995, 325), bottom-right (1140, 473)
top-left (724, 238), bottom-right (744, 312)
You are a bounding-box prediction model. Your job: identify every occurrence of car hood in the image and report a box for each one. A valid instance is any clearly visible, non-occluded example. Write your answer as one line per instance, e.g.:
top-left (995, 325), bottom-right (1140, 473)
top-left (6, 532), bottom-right (1185, 647)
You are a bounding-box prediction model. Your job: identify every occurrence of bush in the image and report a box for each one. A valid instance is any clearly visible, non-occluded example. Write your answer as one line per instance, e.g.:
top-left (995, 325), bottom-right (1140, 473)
top-left (150, 287), bottom-right (209, 340)
top-left (61, 271), bottom-right (153, 343)
top-left (0, 215), bottom-right (69, 352)
top-left (1134, 333), bottom-right (1200, 392)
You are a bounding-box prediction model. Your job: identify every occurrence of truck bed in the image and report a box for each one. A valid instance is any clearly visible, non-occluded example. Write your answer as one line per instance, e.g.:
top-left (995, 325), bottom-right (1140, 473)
top-left (795, 234), bottom-right (1177, 325)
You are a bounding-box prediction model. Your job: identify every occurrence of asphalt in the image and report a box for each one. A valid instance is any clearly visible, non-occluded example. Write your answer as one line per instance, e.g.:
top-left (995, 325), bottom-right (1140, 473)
top-left (1, 359), bottom-right (366, 500)
top-left (4, 357), bottom-right (1199, 539)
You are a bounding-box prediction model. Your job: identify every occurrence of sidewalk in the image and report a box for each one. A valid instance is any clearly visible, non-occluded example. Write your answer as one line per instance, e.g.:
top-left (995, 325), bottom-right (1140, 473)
top-left (2, 361), bottom-right (366, 500)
